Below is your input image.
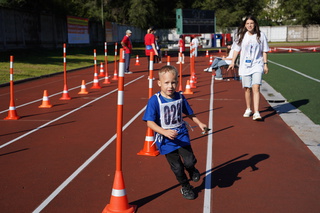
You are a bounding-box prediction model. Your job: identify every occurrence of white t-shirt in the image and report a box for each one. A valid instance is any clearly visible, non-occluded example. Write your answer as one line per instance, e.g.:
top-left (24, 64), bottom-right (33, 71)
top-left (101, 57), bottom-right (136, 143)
top-left (233, 31), bottom-right (269, 75)
top-left (192, 38), bottom-right (199, 47)
top-left (225, 49), bottom-right (234, 65)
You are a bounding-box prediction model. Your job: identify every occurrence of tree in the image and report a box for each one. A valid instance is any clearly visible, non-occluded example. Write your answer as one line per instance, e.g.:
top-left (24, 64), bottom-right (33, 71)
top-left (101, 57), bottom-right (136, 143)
top-left (278, 0), bottom-right (320, 26)
top-left (198, 0), bottom-right (268, 31)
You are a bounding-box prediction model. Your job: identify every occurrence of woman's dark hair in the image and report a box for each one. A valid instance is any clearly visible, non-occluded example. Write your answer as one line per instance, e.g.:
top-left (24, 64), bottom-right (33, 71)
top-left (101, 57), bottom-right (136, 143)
top-left (235, 15), bottom-right (261, 45)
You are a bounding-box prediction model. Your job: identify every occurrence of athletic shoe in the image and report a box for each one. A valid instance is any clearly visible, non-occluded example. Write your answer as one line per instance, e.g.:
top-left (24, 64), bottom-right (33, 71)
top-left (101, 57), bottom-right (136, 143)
top-left (125, 71), bottom-right (133, 74)
top-left (191, 169), bottom-right (200, 182)
top-left (180, 185), bottom-right (195, 200)
top-left (253, 112), bottom-right (262, 120)
top-left (215, 77), bottom-right (223, 80)
top-left (243, 109), bottom-right (252, 117)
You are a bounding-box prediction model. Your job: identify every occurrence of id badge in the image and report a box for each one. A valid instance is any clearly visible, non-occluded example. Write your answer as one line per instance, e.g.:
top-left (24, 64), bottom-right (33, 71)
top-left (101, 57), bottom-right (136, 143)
top-left (245, 56), bottom-right (252, 67)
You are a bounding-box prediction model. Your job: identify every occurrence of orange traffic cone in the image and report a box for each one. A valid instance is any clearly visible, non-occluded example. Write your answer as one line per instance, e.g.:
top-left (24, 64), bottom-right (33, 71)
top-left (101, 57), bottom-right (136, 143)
top-left (219, 48), bottom-right (221, 53)
top-left (91, 71), bottom-right (102, 89)
top-left (183, 80), bottom-right (193, 94)
top-left (78, 80), bottom-right (89, 94)
top-left (205, 50), bottom-right (209, 57)
top-left (313, 47), bottom-right (316, 52)
top-left (39, 90), bottom-right (53, 108)
top-left (112, 70), bottom-right (118, 81)
top-left (135, 55), bottom-right (140, 65)
top-left (103, 74), bottom-right (111, 84)
top-left (288, 48), bottom-right (292, 53)
top-left (273, 47), bottom-right (277, 52)
top-left (4, 99), bottom-right (20, 120)
top-left (209, 55), bottom-right (213, 65)
top-left (99, 62), bottom-right (105, 77)
top-left (60, 84), bottom-right (71, 100)
top-left (192, 72), bottom-right (197, 84)
top-left (167, 55), bottom-right (171, 66)
top-left (137, 127), bottom-right (160, 156)
top-left (190, 78), bottom-right (196, 89)
top-left (102, 171), bottom-right (136, 213)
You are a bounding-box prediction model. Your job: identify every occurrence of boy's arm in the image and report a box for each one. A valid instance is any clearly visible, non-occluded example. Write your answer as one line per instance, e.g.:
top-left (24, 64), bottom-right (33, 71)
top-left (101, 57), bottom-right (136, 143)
top-left (147, 120), bottom-right (178, 140)
top-left (186, 114), bottom-right (207, 132)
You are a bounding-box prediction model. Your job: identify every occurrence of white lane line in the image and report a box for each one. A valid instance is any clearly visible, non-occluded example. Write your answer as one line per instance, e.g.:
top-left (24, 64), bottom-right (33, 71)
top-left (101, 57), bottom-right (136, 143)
top-left (203, 76), bottom-right (214, 213)
top-left (32, 105), bottom-right (146, 213)
top-left (0, 78), bottom-right (97, 114)
top-left (0, 76), bottom-right (144, 149)
top-left (269, 60), bottom-right (320, 83)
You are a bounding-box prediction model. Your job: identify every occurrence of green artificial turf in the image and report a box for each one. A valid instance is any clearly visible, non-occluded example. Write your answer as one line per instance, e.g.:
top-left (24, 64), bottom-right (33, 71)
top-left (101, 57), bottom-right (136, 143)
top-left (265, 52), bottom-right (320, 124)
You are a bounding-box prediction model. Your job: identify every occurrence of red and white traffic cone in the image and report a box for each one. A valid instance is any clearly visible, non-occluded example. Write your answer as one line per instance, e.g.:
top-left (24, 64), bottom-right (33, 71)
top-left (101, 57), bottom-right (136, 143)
top-left (60, 43), bottom-right (71, 100)
top-left (206, 50), bottom-right (209, 57)
top-left (39, 90), bottom-right (53, 108)
top-left (183, 80), bottom-right (194, 95)
top-left (167, 55), bottom-right (171, 65)
top-left (78, 80), bottom-right (89, 94)
top-left (4, 56), bottom-right (20, 120)
top-left (209, 55), bottom-right (213, 65)
top-left (137, 127), bottom-right (160, 156)
top-left (99, 62), bottom-right (105, 77)
top-left (135, 55), bottom-right (140, 65)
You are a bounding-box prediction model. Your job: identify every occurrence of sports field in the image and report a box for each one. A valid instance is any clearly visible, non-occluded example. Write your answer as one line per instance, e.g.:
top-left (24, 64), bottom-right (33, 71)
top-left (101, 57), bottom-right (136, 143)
top-left (265, 52), bottom-right (320, 125)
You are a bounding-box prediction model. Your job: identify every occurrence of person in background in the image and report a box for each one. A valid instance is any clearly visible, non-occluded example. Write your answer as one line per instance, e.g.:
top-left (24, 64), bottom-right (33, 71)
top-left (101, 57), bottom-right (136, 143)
top-left (155, 36), bottom-right (162, 63)
top-left (176, 35), bottom-right (185, 64)
top-left (191, 36), bottom-right (199, 57)
top-left (228, 15), bottom-right (269, 121)
top-left (144, 26), bottom-right (158, 74)
top-left (121, 29), bottom-right (133, 74)
top-left (204, 41), bottom-right (234, 80)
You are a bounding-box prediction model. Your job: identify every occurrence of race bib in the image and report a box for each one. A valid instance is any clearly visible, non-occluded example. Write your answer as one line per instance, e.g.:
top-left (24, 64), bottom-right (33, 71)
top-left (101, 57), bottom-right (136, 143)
top-left (157, 95), bottom-right (182, 129)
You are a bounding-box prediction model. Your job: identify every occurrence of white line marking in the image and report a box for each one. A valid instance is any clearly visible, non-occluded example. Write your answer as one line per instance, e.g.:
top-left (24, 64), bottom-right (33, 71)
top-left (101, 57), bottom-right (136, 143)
top-left (0, 76), bottom-right (144, 149)
top-left (0, 78), bottom-right (98, 114)
top-left (269, 60), bottom-right (320, 83)
top-left (203, 76), bottom-right (214, 213)
top-left (32, 106), bottom-right (146, 213)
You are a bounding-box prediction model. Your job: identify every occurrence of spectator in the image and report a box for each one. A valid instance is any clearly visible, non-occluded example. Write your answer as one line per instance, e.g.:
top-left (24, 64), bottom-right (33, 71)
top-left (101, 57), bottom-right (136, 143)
top-left (228, 15), bottom-right (269, 120)
top-left (121, 29), bottom-right (133, 74)
top-left (144, 26), bottom-right (158, 74)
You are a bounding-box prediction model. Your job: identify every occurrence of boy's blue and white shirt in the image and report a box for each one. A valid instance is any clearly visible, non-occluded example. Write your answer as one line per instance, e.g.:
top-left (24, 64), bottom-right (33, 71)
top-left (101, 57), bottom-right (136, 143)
top-left (143, 91), bottom-right (194, 155)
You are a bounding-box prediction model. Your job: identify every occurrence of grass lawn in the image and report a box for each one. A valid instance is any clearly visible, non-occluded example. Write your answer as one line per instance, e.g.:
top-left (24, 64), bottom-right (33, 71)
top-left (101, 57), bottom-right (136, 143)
top-left (0, 45), bottom-right (145, 85)
top-left (265, 52), bottom-right (320, 124)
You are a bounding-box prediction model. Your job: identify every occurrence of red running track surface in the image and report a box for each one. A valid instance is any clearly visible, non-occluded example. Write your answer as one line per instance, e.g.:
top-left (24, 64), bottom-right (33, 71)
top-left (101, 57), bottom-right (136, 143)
top-left (0, 53), bottom-right (319, 213)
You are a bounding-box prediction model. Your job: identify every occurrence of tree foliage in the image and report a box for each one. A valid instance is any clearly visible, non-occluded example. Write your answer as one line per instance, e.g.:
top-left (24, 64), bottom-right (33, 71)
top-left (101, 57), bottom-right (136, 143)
top-left (0, 0), bottom-right (319, 30)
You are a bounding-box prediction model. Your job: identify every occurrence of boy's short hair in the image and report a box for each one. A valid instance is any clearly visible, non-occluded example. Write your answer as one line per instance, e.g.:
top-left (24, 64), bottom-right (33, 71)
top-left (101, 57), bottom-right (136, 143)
top-left (158, 65), bottom-right (178, 79)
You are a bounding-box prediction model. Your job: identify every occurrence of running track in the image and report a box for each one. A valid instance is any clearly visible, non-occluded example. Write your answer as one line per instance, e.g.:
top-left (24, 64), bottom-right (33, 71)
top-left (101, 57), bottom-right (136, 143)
top-left (0, 53), bottom-right (319, 213)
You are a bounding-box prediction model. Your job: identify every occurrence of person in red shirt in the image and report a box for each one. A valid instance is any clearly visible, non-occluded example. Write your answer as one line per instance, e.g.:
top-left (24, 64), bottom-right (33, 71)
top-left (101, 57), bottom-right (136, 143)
top-left (144, 27), bottom-right (158, 74)
top-left (121, 29), bottom-right (133, 74)
top-left (177, 35), bottom-right (185, 64)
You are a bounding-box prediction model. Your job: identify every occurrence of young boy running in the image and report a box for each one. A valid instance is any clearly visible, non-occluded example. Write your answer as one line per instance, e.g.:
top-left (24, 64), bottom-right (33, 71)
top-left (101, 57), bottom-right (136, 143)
top-left (143, 65), bottom-right (208, 200)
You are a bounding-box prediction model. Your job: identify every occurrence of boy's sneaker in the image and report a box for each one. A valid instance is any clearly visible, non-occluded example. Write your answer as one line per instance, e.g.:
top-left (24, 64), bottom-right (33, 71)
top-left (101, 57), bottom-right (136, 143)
top-left (253, 112), bottom-right (262, 120)
top-left (215, 77), bottom-right (223, 80)
top-left (243, 109), bottom-right (252, 117)
top-left (180, 185), bottom-right (195, 200)
top-left (191, 169), bottom-right (200, 182)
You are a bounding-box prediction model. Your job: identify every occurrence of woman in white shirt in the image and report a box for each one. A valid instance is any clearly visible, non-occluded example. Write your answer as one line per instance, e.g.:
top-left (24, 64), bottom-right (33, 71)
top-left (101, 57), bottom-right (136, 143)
top-left (228, 15), bottom-right (269, 121)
